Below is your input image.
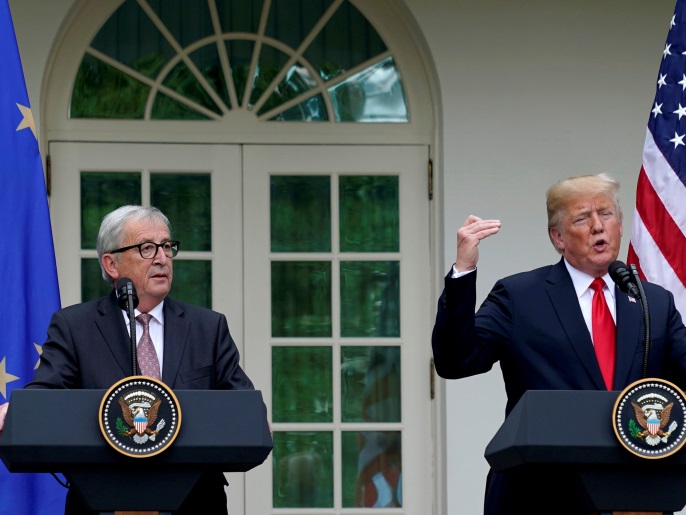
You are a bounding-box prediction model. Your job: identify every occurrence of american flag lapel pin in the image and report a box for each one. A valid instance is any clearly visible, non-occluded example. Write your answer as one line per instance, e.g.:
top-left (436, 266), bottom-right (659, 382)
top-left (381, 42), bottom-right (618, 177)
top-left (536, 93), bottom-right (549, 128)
top-left (628, 296), bottom-right (636, 303)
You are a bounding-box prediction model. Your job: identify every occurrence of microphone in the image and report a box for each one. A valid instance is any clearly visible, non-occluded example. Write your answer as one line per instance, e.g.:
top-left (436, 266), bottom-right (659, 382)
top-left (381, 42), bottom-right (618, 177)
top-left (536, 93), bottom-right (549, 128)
top-left (609, 261), bottom-right (652, 378)
top-left (116, 277), bottom-right (139, 311)
top-left (608, 261), bottom-right (640, 299)
top-left (115, 277), bottom-right (139, 376)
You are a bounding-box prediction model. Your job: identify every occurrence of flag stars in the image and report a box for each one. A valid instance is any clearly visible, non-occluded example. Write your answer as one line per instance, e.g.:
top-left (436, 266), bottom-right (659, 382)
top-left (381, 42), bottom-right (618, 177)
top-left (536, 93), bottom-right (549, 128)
top-left (672, 15), bottom-right (677, 29)
top-left (16, 103), bottom-right (37, 140)
top-left (658, 74), bottom-right (668, 88)
top-left (670, 131), bottom-right (686, 148)
top-left (674, 104), bottom-right (686, 119)
top-left (664, 43), bottom-right (673, 58)
top-left (653, 102), bottom-right (664, 117)
top-left (33, 342), bottom-right (43, 370)
top-left (0, 357), bottom-right (20, 399)
top-left (679, 74), bottom-right (686, 90)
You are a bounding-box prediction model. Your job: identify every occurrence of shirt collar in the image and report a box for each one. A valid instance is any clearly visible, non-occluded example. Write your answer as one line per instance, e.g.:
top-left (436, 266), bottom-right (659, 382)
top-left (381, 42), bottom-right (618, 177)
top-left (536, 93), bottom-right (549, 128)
top-left (135, 300), bottom-right (165, 325)
top-left (121, 300), bottom-right (165, 326)
top-left (563, 258), bottom-right (615, 302)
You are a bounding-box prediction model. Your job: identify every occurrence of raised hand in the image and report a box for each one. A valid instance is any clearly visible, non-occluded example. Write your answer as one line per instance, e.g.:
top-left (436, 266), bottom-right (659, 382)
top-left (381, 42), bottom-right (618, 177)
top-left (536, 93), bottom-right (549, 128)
top-left (455, 215), bottom-right (501, 273)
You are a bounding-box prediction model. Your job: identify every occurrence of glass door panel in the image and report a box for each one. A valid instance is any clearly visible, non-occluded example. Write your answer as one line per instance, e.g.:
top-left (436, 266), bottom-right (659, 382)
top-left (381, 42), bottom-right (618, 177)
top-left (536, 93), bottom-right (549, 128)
top-left (273, 431), bottom-right (334, 508)
top-left (151, 173), bottom-right (212, 252)
top-left (341, 346), bottom-right (400, 423)
top-left (80, 171), bottom-right (141, 248)
top-left (340, 260), bottom-right (400, 337)
top-left (272, 346), bottom-right (333, 423)
top-left (339, 175), bottom-right (399, 252)
top-left (342, 430), bottom-right (402, 508)
top-left (270, 175), bottom-right (331, 252)
top-left (271, 261), bottom-right (332, 337)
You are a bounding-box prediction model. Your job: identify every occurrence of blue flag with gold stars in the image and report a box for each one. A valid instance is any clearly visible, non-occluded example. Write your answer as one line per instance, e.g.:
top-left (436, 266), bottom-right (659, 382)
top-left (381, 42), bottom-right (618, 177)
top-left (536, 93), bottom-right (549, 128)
top-left (0, 1), bottom-right (66, 512)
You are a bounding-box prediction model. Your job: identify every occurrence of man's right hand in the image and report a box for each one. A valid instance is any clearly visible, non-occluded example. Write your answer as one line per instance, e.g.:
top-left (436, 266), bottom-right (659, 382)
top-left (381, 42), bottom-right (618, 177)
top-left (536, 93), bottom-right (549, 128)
top-left (0, 402), bottom-right (8, 436)
top-left (455, 215), bottom-right (502, 273)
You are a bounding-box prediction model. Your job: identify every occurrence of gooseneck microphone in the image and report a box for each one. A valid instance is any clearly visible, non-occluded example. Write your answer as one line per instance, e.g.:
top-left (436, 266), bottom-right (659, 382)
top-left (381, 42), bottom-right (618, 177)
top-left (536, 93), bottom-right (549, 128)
top-left (608, 260), bottom-right (640, 299)
top-left (608, 260), bottom-right (651, 378)
top-left (116, 277), bottom-right (139, 376)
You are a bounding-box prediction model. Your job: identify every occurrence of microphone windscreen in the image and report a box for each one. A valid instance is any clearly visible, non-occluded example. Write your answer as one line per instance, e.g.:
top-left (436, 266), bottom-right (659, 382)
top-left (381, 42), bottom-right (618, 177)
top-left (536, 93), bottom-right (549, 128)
top-left (116, 277), bottom-right (138, 310)
top-left (116, 277), bottom-right (133, 292)
top-left (608, 261), bottom-right (636, 295)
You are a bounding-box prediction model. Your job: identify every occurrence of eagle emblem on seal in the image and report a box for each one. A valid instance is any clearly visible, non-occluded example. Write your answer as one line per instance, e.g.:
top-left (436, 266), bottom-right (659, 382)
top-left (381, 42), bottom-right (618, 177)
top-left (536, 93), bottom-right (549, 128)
top-left (630, 394), bottom-right (678, 446)
top-left (116, 389), bottom-right (167, 444)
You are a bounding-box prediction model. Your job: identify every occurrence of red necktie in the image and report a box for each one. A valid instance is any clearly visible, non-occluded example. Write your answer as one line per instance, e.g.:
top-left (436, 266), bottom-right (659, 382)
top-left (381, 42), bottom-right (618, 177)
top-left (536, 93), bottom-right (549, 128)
top-left (590, 278), bottom-right (615, 390)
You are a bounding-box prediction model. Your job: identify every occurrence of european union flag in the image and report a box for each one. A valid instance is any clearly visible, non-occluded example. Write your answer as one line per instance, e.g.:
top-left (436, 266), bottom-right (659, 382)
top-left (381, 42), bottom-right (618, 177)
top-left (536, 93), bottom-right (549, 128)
top-left (0, 1), bottom-right (66, 512)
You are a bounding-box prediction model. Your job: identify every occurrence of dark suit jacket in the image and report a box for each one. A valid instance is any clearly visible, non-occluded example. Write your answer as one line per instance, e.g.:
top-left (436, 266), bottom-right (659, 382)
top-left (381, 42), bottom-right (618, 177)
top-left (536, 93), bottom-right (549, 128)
top-left (27, 290), bottom-right (255, 514)
top-left (432, 258), bottom-right (686, 514)
top-left (28, 290), bottom-right (253, 390)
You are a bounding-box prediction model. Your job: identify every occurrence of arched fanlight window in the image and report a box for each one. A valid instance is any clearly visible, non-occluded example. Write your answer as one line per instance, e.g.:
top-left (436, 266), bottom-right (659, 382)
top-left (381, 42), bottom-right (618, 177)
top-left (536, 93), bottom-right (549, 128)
top-left (70, 0), bottom-right (408, 122)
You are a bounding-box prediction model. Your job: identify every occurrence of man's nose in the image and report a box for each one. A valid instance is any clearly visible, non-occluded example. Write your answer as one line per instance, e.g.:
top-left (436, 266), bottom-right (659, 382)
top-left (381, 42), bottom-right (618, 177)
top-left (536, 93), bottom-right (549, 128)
top-left (589, 213), bottom-right (604, 231)
top-left (152, 245), bottom-right (169, 263)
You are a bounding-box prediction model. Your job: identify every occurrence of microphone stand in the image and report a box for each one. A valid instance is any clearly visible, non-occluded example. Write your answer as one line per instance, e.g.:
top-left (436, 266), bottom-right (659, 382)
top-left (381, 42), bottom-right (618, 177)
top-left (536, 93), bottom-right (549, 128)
top-left (125, 284), bottom-right (139, 377)
top-left (630, 264), bottom-right (650, 378)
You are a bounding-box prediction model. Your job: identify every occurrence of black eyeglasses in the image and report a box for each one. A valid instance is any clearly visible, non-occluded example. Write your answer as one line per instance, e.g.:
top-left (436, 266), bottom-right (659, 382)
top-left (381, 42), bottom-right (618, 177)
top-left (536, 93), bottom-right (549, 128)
top-left (109, 240), bottom-right (180, 259)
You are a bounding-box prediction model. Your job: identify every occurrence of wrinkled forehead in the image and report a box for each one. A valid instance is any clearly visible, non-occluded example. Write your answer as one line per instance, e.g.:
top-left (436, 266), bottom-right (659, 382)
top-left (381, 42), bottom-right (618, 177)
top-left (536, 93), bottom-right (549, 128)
top-left (562, 192), bottom-right (615, 216)
top-left (122, 218), bottom-right (171, 242)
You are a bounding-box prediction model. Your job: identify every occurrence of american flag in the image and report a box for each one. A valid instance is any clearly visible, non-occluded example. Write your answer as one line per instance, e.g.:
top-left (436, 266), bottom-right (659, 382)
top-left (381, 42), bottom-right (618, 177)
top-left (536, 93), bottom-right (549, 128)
top-left (627, 0), bottom-right (686, 316)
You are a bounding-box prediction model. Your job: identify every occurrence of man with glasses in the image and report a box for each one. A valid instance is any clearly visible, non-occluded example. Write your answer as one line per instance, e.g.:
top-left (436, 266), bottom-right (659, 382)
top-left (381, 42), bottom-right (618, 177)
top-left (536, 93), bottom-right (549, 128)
top-left (0, 205), bottom-right (254, 514)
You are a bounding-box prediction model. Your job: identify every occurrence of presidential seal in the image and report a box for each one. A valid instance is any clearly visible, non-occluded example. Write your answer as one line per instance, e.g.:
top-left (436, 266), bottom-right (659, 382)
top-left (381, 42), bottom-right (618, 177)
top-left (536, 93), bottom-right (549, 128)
top-left (99, 376), bottom-right (182, 458)
top-left (612, 378), bottom-right (686, 459)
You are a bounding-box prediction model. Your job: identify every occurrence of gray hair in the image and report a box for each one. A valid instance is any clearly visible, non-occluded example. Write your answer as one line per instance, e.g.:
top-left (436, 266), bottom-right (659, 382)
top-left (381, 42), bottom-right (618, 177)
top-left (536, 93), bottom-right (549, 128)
top-left (546, 173), bottom-right (622, 254)
top-left (97, 205), bottom-right (173, 285)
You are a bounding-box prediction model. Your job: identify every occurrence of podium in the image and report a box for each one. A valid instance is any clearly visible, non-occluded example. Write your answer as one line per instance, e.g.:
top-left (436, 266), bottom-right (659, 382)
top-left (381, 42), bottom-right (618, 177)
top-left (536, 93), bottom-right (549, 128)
top-left (0, 389), bottom-right (273, 513)
top-left (485, 390), bottom-right (686, 513)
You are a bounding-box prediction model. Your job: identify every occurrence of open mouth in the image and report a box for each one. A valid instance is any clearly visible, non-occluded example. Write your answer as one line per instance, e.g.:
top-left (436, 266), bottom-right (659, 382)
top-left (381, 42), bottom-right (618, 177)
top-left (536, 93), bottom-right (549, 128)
top-left (593, 239), bottom-right (607, 250)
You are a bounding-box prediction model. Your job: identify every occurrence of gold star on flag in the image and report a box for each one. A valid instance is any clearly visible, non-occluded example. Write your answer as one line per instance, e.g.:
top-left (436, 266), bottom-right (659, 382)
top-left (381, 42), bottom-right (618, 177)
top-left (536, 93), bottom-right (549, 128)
top-left (0, 357), bottom-right (20, 399)
top-left (34, 342), bottom-right (43, 369)
top-left (16, 102), bottom-right (37, 139)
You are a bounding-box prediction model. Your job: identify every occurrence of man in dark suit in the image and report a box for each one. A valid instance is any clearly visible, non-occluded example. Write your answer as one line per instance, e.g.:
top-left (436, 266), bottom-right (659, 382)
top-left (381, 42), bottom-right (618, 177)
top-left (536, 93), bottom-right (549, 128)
top-left (0, 205), bottom-right (254, 514)
top-left (432, 173), bottom-right (686, 514)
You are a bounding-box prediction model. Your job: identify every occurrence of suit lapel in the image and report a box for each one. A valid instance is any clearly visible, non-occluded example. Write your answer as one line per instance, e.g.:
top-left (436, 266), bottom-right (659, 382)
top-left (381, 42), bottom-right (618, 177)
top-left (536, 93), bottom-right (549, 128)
top-left (613, 288), bottom-right (644, 388)
top-left (95, 290), bottom-right (134, 377)
top-left (162, 297), bottom-right (190, 387)
top-left (545, 260), bottom-right (607, 389)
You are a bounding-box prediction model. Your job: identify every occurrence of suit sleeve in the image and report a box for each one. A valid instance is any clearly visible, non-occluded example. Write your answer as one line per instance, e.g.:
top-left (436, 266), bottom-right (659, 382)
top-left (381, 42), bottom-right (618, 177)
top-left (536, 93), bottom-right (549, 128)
top-left (214, 313), bottom-right (255, 390)
top-left (431, 270), bottom-right (506, 379)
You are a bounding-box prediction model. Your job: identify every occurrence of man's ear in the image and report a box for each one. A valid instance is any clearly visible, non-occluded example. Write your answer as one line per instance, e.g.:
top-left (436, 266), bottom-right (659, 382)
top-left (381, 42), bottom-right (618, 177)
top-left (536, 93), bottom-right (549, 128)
top-left (549, 228), bottom-right (564, 252)
top-left (101, 254), bottom-right (120, 282)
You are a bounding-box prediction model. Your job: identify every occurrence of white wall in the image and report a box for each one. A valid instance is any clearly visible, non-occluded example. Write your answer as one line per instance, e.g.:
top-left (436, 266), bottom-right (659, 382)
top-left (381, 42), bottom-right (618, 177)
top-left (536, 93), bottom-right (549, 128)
top-left (9, 0), bottom-right (680, 513)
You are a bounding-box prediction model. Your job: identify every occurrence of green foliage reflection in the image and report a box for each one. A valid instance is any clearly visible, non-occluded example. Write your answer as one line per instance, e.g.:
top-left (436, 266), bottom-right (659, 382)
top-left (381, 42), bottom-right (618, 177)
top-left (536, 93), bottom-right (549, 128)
top-left (273, 431), bottom-right (333, 508)
top-left (272, 346), bottom-right (332, 422)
